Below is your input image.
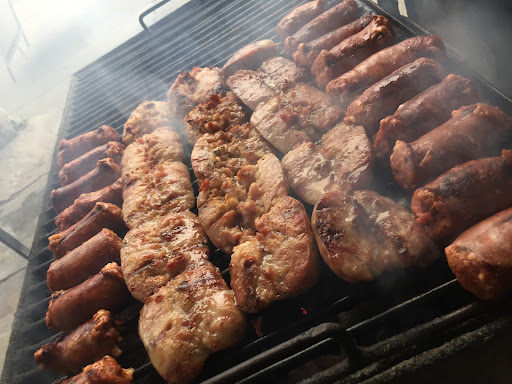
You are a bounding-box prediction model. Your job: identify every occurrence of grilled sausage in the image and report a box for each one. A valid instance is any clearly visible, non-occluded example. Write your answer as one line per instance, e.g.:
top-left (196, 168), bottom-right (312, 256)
top-left (391, 103), bottom-right (512, 191)
top-left (284, 0), bottom-right (361, 54)
top-left (411, 150), bottom-right (512, 245)
top-left (276, 0), bottom-right (327, 43)
top-left (57, 125), bottom-right (119, 168)
top-left (51, 158), bottom-right (121, 213)
top-left (46, 263), bottom-right (130, 332)
top-left (311, 15), bottom-right (394, 89)
top-left (59, 142), bottom-right (124, 186)
top-left (326, 35), bottom-right (445, 109)
top-left (445, 207), bottom-right (512, 301)
top-left (293, 15), bottom-right (373, 68)
top-left (55, 179), bottom-right (123, 231)
top-left (49, 202), bottom-right (125, 259)
top-left (222, 40), bottom-right (278, 77)
top-left (47, 229), bottom-right (122, 292)
top-left (344, 58), bottom-right (445, 136)
top-left (34, 310), bottom-right (121, 374)
top-left (373, 74), bottom-right (478, 160)
top-left (59, 356), bottom-right (133, 384)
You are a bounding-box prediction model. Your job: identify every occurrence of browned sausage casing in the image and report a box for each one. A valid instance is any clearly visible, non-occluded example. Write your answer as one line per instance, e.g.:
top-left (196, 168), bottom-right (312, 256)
top-left (326, 35), bottom-right (445, 108)
top-left (222, 40), bottom-right (278, 77)
top-left (311, 16), bottom-right (394, 89)
top-left (46, 263), bottom-right (130, 332)
top-left (344, 57), bottom-right (445, 136)
top-left (49, 202), bottom-right (125, 259)
top-left (391, 103), bottom-right (512, 191)
top-left (293, 15), bottom-right (373, 68)
top-left (34, 309), bottom-right (121, 374)
top-left (59, 355), bottom-right (134, 384)
top-left (373, 74), bottom-right (478, 160)
top-left (411, 150), bottom-right (512, 245)
top-left (445, 207), bottom-right (512, 301)
top-left (57, 125), bottom-right (119, 168)
top-left (284, 0), bottom-right (361, 54)
top-left (55, 179), bottom-right (123, 231)
top-left (276, 0), bottom-right (327, 43)
top-left (59, 142), bottom-right (124, 186)
top-left (51, 158), bottom-right (121, 213)
top-left (47, 229), bottom-right (122, 292)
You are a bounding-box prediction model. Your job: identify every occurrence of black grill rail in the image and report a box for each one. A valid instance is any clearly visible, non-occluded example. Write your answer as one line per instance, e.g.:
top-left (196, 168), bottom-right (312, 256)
top-left (3, 1), bottom-right (512, 383)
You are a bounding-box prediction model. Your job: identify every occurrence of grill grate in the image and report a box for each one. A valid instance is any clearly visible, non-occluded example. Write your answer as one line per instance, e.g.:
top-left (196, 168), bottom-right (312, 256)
top-left (3, 1), bottom-right (512, 383)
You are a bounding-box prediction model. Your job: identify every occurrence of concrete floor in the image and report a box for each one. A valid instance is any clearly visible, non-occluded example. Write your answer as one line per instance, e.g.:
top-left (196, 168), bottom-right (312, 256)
top-left (0, 0), bottom-right (189, 374)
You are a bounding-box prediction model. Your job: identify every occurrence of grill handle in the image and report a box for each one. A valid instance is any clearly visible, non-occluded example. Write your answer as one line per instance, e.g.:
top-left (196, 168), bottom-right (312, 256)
top-left (139, 0), bottom-right (171, 32)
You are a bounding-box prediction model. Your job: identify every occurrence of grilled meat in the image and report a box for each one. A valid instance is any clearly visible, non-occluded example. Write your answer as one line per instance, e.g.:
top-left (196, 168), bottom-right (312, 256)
top-left (276, 0), bottom-right (327, 43)
top-left (122, 101), bottom-right (172, 145)
top-left (222, 39), bottom-right (278, 77)
top-left (59, 355), bottom-right (133, 384)
top-left (312, 189), bottom-right (440, 282)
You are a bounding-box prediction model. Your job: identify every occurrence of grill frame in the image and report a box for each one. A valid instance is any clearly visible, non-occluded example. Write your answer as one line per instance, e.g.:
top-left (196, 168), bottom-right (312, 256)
top-left (3, 1), bottom-right (512, 383)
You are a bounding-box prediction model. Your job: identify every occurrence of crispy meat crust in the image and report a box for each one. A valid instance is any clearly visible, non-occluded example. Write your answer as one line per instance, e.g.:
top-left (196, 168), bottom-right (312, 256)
top-left (59, 355), bottom-right (133, 384)
top-left (122, 101), bottom-right (172, 145)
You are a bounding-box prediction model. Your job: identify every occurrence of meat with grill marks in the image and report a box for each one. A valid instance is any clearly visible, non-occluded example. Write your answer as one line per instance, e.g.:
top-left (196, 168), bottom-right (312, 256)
top-left (312, 189), bottom-right (440, 282)
top-left (222, 39), bottom-right (278, 77)
top-left (59, 355), bottom-right (133, 384)
top-left (122, 101), bottom-right (172, 145)
top-left (121, 211), bottom-right (209, 302)
top-left (276, 0), bottom-right (327, 43)
top-left (282, 122), bottom-right (373, 205)
top-left (139, 262), bottom-right (246, 384)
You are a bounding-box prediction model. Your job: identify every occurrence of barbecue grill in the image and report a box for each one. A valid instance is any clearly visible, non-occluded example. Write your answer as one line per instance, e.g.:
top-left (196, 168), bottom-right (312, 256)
top-left (2, 1), bottom-right (512, 383)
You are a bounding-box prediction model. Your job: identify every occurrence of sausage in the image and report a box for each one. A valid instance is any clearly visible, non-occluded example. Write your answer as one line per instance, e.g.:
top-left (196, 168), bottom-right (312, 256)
top-left (51, 158), bottom-right (121, 213)
top-left (47, 229), bottom-right (122, 292)
top-left (55, 179), bottom-right (123, 231)
top-left (311, 15), bottom-right (394, 89)
top-left (445, 207), bottom-right (512, 301)
top-left (276, 0), bottom-right (327, 43)
top-left (326, 35), bottom-right (445, 109)
top-left (411, 150), bottom-right (512, 245)
top-left (34, 310), bottom-right (121, 374)
top-left (46, 263), bottom-right (130, 332)
top-left (284, 0), bottom-right (361, 54)
top-left (59, 142), bottom-right (124, 186)
top-left (373, 74), bottom-right (478, 160)
top-left (49, 202), bottom-right (125, 259)
top-left (391, 103), bottom-right (512, 191)
top-left (57, 125), bottom-right (119, 168)
top-left (344, 58), bottom-right (445, 136)
top-left (222, 40), bottom-right (278, 77)
top-left (293, 15), bottom-right (373, 68)
top-left (59, 355), bottom-right (133, 384)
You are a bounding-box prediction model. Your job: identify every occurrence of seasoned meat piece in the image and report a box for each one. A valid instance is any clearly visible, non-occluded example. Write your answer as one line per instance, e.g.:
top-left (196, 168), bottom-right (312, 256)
top-left (184, 92), bottom-right (249, 145)
top-left (374, 74), bottom-right (478, 160)
top-left (57, 125), bottom-right (119, 169)
top-left (59, 142), bottom-right (124, 186)
top-left (198, 154), bottom-right (289, 254)
top-left (222, 39), bottom-right (278, 77)
top-left (191, 123), bottom-right (273, 185)
top-left (230, 196), bottom-right (319, 313)
top-left (121, 211), bottom-right (209, 302)
top-left (312, 189), bottom-right (440, 282)
top-left (284, 0), bottom-right (361, 54)
top-left (282, 123), bottom-right (373, 205)
top-left (344, 58), bottom-right (445, 136)
top-left (51, 158), bottom-right (121, 213)
top-left (121, 127), bottom-right (184, 186)
top-left (251, 83), bottom-right (343, 153)
top-left (311, 16), bottom-right (393, 89)
top-left (34, 310), bottom-right (121, 375)
top-left (411, 150), bottom-right (512, 245)
top-left (139, 263), bottom-right (246, 384)
top-left (47, 229), bottom-right (122, 292)
top-left (59, 356), bottom-right (133, 384)
top-left (122, 161), bottom-right (194, 229)
top-left (391, 103), bottom-right (512, 191)
top-left (258, 56), bottom-right (309, 90)
top-left (55, 179), bottom-right (123, 231)
top-left (46, 263), bottom-right (130, 332)
top-left (276, 0), bottom-right (327, 43)
top-left (49, 202), bottom-right (125, 259)
top-left (326, 35), bottom-right (445, 109)
top-left (445, 207), bottom-right (512, 301)
top-left (293, 15), bottom-right (373, 68)
top-left (122, 101), bottom-right (171, 145)
top-left (167, 66), bottom-right (224, 119)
